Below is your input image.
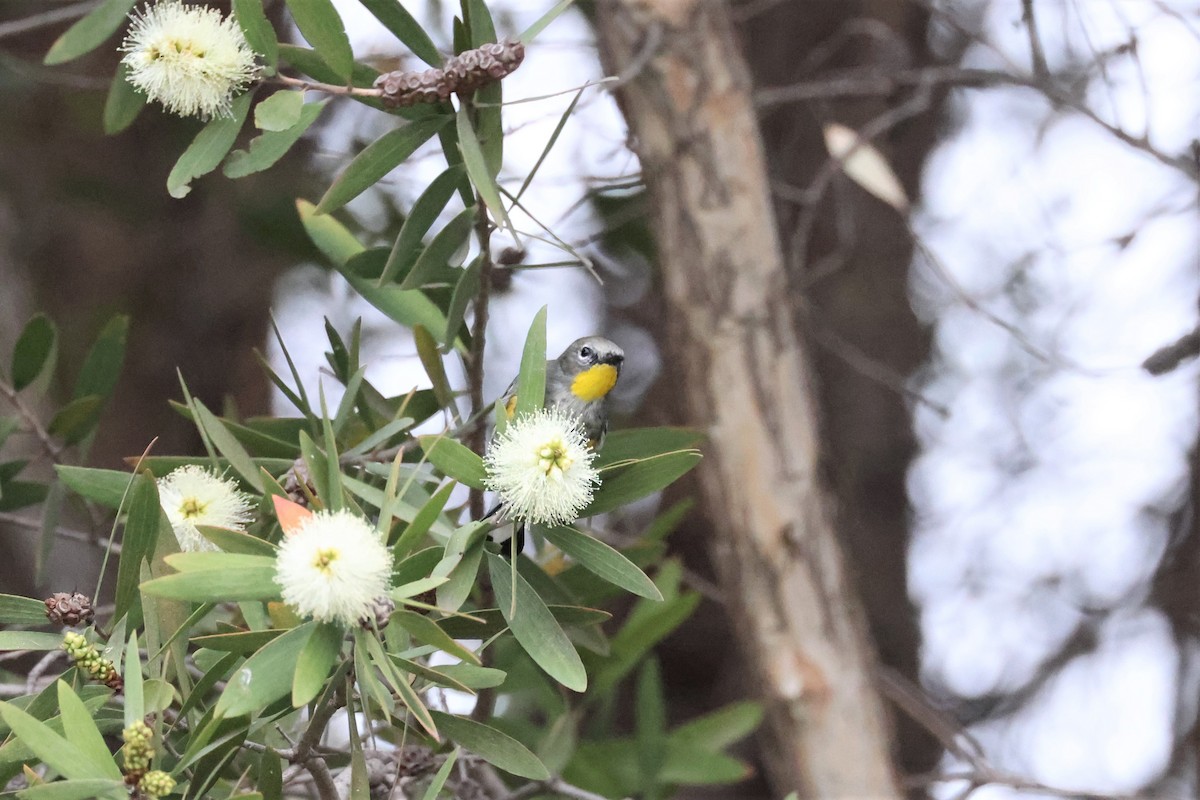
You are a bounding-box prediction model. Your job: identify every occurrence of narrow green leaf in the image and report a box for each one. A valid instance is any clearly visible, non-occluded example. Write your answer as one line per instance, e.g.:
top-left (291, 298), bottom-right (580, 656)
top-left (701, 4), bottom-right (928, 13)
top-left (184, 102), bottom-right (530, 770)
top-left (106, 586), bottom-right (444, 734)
top-left (671, 701), bottom-right (763, 751)
top-left (11, 314), bottom-right (56, 392)
top-left (114, 475), bottom-right (164, 622)
top-left (316, 116), bottom-right (451, 215)
top-left (47, 395), bottom-right (105, 446)
top-left (435, 537), bottom-right (484, 612)
top-left (583, 451), bottom-right (702, 517)
top-left (430, 711), bottom-right (549, 780)
top-left (225, 100), bottom-right (326, 178)
top-left (462, 0), bottom-right (497, 47)
top-left (54, 682), bottom-right (121, 779)
top-left (0, 701), bottom-right (98, 780)
top-left (444, 253), bottom-right (482, 347)
top-left (167, 92), bottom-right (253, 199)
top-left (456, 105), bottom-right (512, 229)
top-left (413, 325), bottom-right (456, 413)
top-left (486, 552), bottom-right (586, 691)
top-left (519, 0), bottom-right (576, 44)
top-left (258, 748), bottom-right (284, 800)
top-left (54, 466), bottom-right (132, 509)
top-left (357, 0), bottom-right (443, 67)
top-left (123, 634), bottom-right (144, 729)
top-left (190, 398), bottom-right (264, 492)
top-left (398, 207), bottom-right (475, 290)
top-left (435, 663), bottom-right (506, 689)
top-left (636, 659), bottom-right (667, 788)
top-left (392, 480), bottom-right (454, 555)
top-left (296, 201), bottom-right (452, 340)
top-left (382, 167), bottom-right (467, 284)
top-left (140, 566), bottom-right (280, 603)
top-left (284, 0), bottom-right (353, 81)
top-left (103, 62), bottom-right (146, 135)
top-left (17, 780), bottom-right (126, 800)
top-left (541, 526), bottom-right (661, 600)
top-left (436, 604), bottom-right (609, 639)
top-left (216, 622), bottom-right (315, 716)
top-left (164, 552), bottom-right (277, 571)
top-left (420, 747), bottom-right (459, 800)
top-left (195, 525), bottom-right (277, 556)
top-left (361, 629), bottom-right (439, 738)
top-left (255, 90), bottom-right (304, 130)
top-left (190, 629), bottom-right (284, 654)
top-left (0, 631), bottom-right (64, 651)
top-left (232, 0), bottom-right (279, 67)
top-left (0, 594), bottom-right (48, 625)
top-left (514, 88), bottom-right (581, 204)
top-left (391, 610), bottom-right (480, 665)
top-left (43, 0), bottom-right (136, 65)
top-left (418, 436), bottom-right (486, 490)
top-left (292, 622), bottom-right (344, 706)
top-left (73, 315), bottom-right (128, 401)
top-left (514, 306), bottom-right (548, 416)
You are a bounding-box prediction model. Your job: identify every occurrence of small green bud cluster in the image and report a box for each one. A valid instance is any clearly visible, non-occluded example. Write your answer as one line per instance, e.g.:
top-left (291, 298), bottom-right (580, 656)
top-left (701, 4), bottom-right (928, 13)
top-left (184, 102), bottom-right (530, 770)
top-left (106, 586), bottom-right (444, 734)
top-left (122, 721), bottom-right (154, 773)
top-left (138, 769), bottom-right (176, 797)
top-left (61, 632), bottom-right (123, 691)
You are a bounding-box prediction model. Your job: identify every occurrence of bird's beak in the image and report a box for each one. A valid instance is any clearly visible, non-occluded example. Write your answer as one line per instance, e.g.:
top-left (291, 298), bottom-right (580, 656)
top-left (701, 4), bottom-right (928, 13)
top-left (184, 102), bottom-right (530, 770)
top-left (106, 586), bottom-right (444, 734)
top-left (602, 353), bottom-right (625, 367)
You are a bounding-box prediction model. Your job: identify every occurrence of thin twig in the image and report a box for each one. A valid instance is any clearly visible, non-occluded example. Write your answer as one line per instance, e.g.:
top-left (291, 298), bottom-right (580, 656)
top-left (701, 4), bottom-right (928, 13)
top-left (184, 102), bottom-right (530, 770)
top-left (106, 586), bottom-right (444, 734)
top-left (272, 73), bottom-right (383, 99)
top-left (0, 512), bottom-right (120, 554)
top-left (0, 379), bottom-right (63, 464)
top-left (25, 650), bottom-right (63, 695)
top-left (305, 758), bottom-right (340, 800)
top-left (506, 777), bottom-right (630, 800)
top-left (1021, 0), bottom-right (1051, 81)
top-left (466, 195), bottom-right (494, 522)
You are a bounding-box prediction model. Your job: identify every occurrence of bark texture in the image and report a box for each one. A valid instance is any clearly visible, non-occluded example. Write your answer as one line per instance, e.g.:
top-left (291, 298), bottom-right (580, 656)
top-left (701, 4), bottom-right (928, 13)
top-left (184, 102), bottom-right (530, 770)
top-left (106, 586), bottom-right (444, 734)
top-left (595, 0), bottom-right (903, 795)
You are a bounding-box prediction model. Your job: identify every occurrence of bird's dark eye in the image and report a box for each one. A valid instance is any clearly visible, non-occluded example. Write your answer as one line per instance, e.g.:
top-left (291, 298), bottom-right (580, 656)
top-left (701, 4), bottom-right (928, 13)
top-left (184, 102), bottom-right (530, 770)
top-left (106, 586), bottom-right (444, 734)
top-left (579, 346), bottom-right (594, 362)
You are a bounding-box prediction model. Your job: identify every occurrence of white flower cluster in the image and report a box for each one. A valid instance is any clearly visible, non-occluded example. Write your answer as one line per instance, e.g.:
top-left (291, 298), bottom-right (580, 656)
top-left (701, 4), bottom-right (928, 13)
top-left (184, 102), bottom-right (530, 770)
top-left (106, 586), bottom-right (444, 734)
top-left (120, 1), bottom-right (257, 119)
top-left (157, 464), bottom-right (254, 552)
top-left (275, 510), bottom-right (393, 627)
top-left (484, 408), bottom-right (599, 526)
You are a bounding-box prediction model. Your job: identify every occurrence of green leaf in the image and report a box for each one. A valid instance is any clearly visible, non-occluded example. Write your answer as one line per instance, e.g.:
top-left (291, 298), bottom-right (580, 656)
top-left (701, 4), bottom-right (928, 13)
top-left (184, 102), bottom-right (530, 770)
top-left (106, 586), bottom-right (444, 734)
top-left (43, 0), bottom-right (136, 65)
top-left (435, 663), bottom-right (506, 689)
top-left (292, 621), bottom-right (344, 706)
top-left (456, 105), bottom-right (512, 230)
top-left (232, 0), bottom-right (279, 67)
top-left (255, 90), bottom-right (304, 131)
top-left (0, 478), bottom-right (49, 512)
top-left (360, 629), bottom-right (438, 737)
top-left (519, 0), bottom-right (576, 44)
top-left (391, 610), bottom-right (480, 665)
top-left (55, 466), bottom-right (132, 509)
top-left (316, 116), bottom-right (451, 215)
top-left (17, 780), bottom-right (126, 800)
top-left (0, 630), bottom-right (63, 651)
top-left (0, 700), bottom-right (100, 780)
top-left (123, 633), bottom-right (144, 729)
top-left (430, 711), bottom-right (549, 780)
top-left (189, 397), bottom-right (265, 492)
top-left (0, 594), bottom-right (48, 625)
top-left (57, 682), bottom-right (122, 780)
top-left (296, 201), bottom-right (452, 340)
top-left (190, 629), bottom-right (283, 654)
top-left (216, 622), bottom-right (316, 716)
top-left (167, 92), bottom-right (253, 199)
top-left (73, 314), bottom-right (128, 401)
top-left (195, 525), bottom-right (277, 556)
top-left (541, 526), bottom-right (661, 600)
top-left (583, 451), bottom-right (702, 517)
top-left (486, 552), bottom-right (586, 691)
top-left (671, 701), bottom-right (763, 751)
top-left (413, 324), bottom-right (456, 415)
top-left (357, 0), bottom-right (443, 67)
top-left (444, 253), bottom-right (483, 347)
top-left (140, 565), bottom-right (280, 603)
top-left (284, 0), bottom-right (353, 81)
top-left (383, 167), bottom-right (467, 284)
top-left (46, 395), bottom-right (104, 446)
top-left (418, 436), bottom-right (486, 490)
top-left (437, 604), bottom-right (608, 639)
top-left (399, 207), bottom-right (474, 290)
top-left (164, 551), bottom-right (277, 572)
top-left (226, 100), bottom-right (326, 178)
top-left (11, 314), bottom-right (56, 391)
top-left (513, 306), bottom-right (547, 416)
top-left (103, 62), bottom-right (146, 135)
top-left (463, 0), bottom-right (497, 47)
top-left (420, 747), bottom-right (459, 800)
top-left (113, 475), bottom-right (165, 621)
top-left (636, 659), bottom-right (667, 789)
top-left (392, 480), bottom-right (454, 555)
top-left (660, 742), bottom-right (751, 784)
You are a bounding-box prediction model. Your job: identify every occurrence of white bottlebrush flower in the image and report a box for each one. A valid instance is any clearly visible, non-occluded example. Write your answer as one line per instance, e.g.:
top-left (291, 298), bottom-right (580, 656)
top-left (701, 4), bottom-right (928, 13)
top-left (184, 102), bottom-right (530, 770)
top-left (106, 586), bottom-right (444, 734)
top-left (275, 510), bottom-right (393, 627)
top-left (157, 465), bottom-right (254, 553)
top-left (119, 0), bottom-right (258, 119)
top-left (484, 408), bottom-right (600, 526)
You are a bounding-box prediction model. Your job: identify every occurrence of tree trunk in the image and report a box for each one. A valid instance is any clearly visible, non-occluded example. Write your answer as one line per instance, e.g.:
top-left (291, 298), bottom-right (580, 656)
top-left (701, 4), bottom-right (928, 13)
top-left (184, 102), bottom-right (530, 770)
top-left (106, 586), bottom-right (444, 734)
top-left (595, 1), bottom-right (903, 795)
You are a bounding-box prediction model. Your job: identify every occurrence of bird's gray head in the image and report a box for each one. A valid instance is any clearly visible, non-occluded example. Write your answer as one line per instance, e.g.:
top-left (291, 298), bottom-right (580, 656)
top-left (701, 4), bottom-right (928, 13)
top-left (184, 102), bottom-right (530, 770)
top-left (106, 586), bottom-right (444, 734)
top-left (556, 336), bottom-right (625, 377)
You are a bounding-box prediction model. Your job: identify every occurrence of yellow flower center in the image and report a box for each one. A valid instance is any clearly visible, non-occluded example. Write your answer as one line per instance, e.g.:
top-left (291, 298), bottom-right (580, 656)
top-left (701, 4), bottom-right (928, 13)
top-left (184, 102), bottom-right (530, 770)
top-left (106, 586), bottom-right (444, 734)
top-left (312, 547), bottom-right (340, 575)
top-left (537, 438), bottom-right (573, 481)
top-left (179, 497), bottom-right (208, 519)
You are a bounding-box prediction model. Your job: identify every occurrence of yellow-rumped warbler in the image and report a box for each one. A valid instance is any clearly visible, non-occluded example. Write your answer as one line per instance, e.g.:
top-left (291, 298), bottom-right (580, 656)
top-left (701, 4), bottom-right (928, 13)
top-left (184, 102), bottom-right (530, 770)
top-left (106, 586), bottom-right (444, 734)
top-left (488, 335), bottom-right (625, 553)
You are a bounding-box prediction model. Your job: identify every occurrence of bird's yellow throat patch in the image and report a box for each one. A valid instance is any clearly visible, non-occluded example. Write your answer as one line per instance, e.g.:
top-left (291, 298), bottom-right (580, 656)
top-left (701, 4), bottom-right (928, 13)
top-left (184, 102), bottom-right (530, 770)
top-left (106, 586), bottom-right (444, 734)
top-left (571, 364), bottom-right (619, 402)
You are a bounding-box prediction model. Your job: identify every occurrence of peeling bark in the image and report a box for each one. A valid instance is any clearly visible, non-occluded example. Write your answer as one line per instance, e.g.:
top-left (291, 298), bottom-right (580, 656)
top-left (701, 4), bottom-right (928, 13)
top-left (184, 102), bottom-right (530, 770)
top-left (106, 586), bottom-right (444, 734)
top-left (595, 0), bottom-right (903, 794)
